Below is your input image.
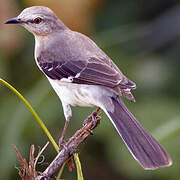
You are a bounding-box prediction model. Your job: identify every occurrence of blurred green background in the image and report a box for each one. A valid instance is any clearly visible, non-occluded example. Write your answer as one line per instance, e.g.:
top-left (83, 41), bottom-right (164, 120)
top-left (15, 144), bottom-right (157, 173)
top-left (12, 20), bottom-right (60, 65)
top-left (1, 0), bottom-right (180, 179)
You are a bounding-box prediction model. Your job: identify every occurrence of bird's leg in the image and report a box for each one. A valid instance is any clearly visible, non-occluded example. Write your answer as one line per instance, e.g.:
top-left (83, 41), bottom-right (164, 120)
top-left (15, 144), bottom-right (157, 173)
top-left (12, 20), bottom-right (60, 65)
top-left (59, 103), bottom-right (72, 148)
top-left (59, 120), bottom-right (70, 148)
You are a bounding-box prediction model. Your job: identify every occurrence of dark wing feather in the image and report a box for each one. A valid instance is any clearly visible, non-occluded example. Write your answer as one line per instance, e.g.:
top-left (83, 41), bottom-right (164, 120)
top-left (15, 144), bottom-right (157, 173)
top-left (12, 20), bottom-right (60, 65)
top-left (38, 57), bottom-right (136, 90)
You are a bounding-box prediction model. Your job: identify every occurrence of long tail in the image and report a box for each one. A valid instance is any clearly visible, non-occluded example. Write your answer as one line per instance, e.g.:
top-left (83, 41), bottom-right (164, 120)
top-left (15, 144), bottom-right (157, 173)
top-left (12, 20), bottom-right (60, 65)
top-left (102, 96), bottom-right (172, 170)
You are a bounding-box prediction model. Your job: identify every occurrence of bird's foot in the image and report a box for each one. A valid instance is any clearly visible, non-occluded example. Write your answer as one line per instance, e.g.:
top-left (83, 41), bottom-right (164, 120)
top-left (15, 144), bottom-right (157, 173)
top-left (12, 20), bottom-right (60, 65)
top-left (58, 136), bottom-right (67, 150)
top-left (83, 107), bottom-right (101, 130)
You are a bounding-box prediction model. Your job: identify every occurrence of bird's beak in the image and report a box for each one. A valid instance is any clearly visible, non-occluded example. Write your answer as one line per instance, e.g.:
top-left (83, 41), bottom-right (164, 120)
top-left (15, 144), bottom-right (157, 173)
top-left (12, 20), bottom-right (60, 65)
top-left (4, 17), bottom-right (22, 24)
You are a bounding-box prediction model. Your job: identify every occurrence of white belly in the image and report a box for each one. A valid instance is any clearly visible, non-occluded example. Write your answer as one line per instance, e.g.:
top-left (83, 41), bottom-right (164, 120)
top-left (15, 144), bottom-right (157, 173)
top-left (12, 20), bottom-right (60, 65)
top-left (48, 78), bottom-right (116, 109)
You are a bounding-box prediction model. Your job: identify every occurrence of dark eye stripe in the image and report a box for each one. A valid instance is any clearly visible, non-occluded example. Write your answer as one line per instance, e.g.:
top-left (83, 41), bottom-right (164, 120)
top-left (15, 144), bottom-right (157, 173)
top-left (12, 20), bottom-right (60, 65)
top-left (26, 19), bottom-right (34, 23)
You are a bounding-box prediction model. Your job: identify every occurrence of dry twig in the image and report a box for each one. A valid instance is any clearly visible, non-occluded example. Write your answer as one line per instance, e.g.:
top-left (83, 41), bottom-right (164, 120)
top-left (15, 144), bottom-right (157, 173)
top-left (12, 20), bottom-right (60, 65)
top-left (12, 142), bottom-right (49, 180)
top-left (13, 108), bottom-right (101, 180)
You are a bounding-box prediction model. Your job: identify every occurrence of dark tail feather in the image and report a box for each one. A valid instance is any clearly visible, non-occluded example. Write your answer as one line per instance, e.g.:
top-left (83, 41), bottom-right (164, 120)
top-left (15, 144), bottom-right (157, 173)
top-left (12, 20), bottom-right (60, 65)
top-left (103, 97), bottom-right (172, 170)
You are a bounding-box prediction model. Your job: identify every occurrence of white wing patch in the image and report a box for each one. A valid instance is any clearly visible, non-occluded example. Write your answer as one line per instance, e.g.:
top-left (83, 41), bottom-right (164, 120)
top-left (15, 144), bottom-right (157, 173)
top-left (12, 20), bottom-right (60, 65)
top-left (75, 72), bottom-right (81, 78)
top-left (61, 77), bottom-right (73, 83)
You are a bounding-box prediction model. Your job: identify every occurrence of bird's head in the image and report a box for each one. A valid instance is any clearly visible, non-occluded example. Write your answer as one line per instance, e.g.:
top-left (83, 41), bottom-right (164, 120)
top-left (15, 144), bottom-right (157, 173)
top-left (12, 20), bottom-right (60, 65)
top-left (5, 6), bottom-right (67, 36)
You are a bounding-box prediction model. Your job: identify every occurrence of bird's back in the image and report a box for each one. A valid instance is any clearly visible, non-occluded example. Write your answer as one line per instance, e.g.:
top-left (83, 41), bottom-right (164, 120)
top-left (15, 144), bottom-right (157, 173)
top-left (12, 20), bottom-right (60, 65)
top-left (35, 29), bottom-right (136, 100)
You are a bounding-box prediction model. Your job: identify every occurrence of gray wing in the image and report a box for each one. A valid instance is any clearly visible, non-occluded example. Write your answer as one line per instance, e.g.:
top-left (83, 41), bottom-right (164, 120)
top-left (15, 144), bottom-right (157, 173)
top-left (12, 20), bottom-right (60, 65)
top-left (38, 56), bottom-right (136, 91)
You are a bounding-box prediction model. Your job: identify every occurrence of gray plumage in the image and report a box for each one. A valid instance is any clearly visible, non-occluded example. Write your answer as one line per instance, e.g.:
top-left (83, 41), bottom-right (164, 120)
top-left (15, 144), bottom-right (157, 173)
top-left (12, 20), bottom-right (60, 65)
top-left (5, 6), bottom-right (172, 169)
top-left (106, 97), bottom-right (171, 169)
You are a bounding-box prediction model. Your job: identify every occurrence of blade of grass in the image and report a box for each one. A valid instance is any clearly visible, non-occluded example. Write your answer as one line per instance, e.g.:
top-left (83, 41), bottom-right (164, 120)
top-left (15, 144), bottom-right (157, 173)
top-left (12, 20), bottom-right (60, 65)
top-left (0, 78), bottom-right (83, 179)
top-left (0, 78), bottom-right (51, 179)
top-left (74, 153), bottom-right (84, 180)
top-left (0, 78), bottom-right (59, 153)
top-left (57, 154), bottom-right (84, 179)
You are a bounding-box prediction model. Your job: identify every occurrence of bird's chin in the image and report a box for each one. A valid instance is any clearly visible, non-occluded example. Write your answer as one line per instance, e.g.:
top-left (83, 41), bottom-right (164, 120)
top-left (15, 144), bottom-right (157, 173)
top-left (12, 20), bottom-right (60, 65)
top-left (20, 24), bottom-right (35, 35)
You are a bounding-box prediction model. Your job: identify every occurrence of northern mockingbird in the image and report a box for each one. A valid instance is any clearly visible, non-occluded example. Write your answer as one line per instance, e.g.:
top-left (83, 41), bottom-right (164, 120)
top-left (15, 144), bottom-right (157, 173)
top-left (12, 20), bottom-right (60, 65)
top-left (5, 6), bottom-right (172, 170)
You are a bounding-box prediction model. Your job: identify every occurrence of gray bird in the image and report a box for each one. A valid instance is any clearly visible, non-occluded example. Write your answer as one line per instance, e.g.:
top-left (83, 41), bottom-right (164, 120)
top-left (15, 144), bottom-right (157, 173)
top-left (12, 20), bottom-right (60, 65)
top-left (5, 6), bottom-right (172, 170)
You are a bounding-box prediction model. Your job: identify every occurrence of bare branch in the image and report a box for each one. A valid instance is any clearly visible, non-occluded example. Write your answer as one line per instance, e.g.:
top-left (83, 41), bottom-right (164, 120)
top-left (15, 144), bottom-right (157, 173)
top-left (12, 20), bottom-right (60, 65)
top-left (13, 108), bottom-right (101, 180)
top-left (36, 108), bottom-right (101, 180)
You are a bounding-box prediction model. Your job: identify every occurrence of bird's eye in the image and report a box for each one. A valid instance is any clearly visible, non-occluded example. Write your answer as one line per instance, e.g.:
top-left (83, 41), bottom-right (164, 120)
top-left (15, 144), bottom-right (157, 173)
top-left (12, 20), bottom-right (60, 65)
top-left (33, 17), bottom-right (42, 24)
